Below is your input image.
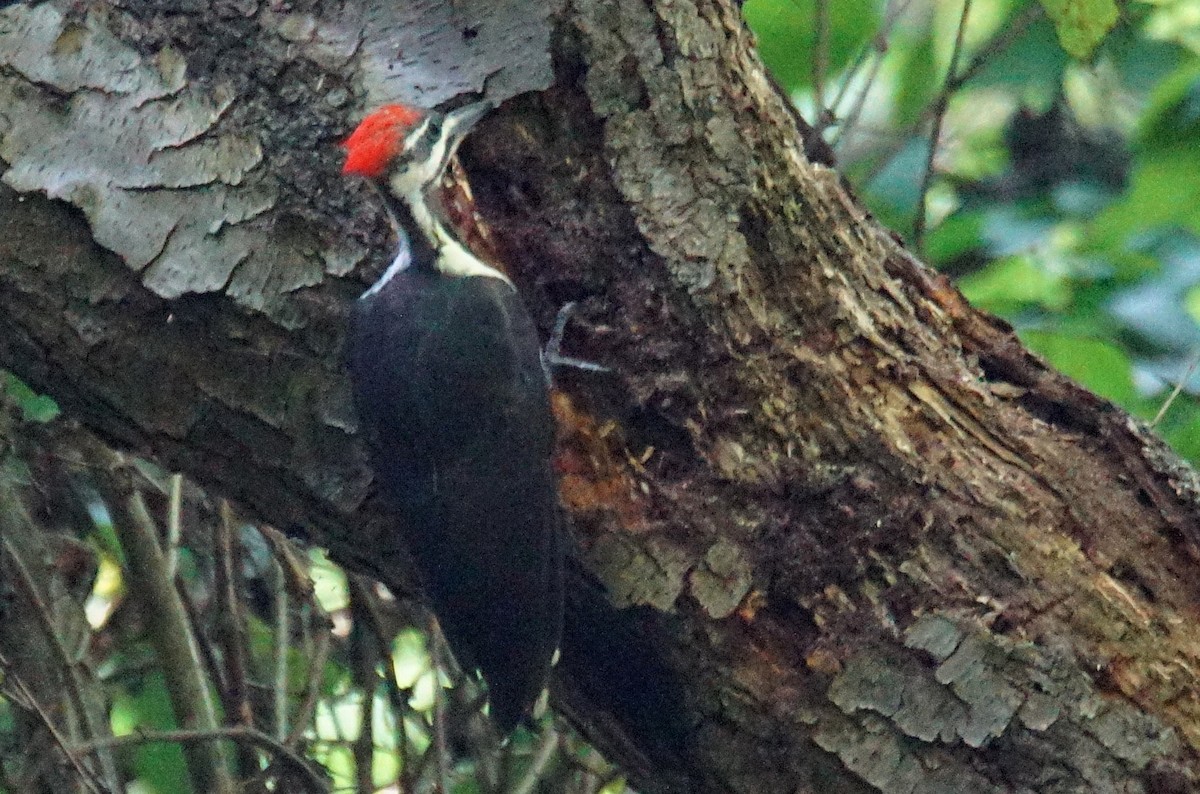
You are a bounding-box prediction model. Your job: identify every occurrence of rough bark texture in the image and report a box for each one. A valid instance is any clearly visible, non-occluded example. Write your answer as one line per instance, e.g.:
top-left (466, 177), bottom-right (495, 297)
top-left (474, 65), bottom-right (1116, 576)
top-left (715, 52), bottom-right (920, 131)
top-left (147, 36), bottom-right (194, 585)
top-left (4, 1), bottom-right (1200, 792)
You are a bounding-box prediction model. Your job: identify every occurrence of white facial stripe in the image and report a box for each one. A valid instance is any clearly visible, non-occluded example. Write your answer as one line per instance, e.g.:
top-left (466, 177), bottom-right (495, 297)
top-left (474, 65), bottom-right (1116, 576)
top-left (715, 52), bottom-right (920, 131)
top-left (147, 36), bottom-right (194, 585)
top-left (407, 114), bottom-right (433, 150)
top-left (377, 103), bottom-right (508, 286)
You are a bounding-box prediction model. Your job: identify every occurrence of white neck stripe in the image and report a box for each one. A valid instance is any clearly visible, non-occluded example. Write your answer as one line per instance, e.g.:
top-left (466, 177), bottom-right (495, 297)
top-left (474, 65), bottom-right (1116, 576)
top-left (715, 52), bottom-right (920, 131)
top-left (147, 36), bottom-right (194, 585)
top-left (400, 182), bottom-right (513, 285)
top-left (434, 234), bottom-right (513, 283)
top-left (361, 245), bottom-right (412, 298)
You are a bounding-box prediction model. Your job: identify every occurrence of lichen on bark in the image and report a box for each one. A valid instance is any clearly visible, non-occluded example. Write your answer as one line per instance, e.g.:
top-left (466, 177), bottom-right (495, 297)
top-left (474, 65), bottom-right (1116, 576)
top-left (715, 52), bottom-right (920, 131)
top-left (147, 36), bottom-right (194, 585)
top-left (4, 0), bottom-right (1200, 792)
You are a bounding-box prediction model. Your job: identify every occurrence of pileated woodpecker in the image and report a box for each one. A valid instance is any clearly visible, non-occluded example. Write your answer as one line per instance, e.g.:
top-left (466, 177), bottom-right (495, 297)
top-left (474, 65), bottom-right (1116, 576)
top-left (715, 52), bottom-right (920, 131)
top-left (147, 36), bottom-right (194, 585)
top-left (341, 102), bottom-right (563, 734)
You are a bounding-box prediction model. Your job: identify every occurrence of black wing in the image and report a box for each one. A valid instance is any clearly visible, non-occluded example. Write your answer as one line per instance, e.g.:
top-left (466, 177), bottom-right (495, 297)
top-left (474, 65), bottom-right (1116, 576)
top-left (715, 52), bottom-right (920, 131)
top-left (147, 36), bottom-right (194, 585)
top-left (348, 271), bottom-right (562, 732)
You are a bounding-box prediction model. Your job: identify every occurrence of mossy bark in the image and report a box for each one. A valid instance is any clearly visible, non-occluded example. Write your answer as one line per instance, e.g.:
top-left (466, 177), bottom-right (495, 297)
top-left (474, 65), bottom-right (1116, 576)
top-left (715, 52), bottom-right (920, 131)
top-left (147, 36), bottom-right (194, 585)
top-left (3, 1), bottom-right (1200, 792)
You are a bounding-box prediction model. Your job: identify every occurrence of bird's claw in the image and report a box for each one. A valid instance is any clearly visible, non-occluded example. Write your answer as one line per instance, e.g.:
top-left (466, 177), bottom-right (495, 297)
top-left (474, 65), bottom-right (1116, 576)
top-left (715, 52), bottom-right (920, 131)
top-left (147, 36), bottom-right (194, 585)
top-left (542, 301), bottom-right (610, 383)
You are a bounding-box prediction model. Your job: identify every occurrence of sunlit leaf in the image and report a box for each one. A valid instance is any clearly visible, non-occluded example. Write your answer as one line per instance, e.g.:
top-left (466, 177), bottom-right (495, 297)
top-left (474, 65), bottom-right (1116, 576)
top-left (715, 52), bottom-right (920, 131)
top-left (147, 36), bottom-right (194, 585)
top-left (312, 744), bottom-right (355, 791)
top-left (392, 628), bottom-right (431, 689)
top-left (959, 255), bottom-right (1072, 313)
top-left (599, 776), bottom-right (631, 794)
top-left (1, 372), bottom-right (59, 423)
top-left (742, 0), bottom-right (880, 92)
top-left (110, 672), bottom-right (190, 794)
top-left (1021, 329), bottom-right (1138, 405)
top-left (309, 548), bottom-right (350, 612)
top-left (372, 746), bottom-right (401, 787)
top-left (1039, 0), bottom-right (1119, 58)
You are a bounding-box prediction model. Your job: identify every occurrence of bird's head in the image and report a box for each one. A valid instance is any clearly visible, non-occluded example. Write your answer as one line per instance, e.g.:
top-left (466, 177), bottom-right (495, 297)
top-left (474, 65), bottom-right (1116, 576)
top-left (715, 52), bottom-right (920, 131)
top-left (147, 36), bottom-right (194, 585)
top-left (341, 101), bottom-right (492, 201)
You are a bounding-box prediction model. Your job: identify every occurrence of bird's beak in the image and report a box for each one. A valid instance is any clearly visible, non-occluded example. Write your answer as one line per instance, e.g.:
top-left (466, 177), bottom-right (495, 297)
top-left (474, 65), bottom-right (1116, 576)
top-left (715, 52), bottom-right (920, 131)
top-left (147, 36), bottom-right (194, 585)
top-left (443, 100), bottom-right (494, 147)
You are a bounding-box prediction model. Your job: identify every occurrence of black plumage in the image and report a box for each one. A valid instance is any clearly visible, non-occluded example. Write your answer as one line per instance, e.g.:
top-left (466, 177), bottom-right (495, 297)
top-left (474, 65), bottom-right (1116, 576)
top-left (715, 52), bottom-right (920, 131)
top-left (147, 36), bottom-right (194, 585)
top-left (346, 195), bottom-right (563, 734)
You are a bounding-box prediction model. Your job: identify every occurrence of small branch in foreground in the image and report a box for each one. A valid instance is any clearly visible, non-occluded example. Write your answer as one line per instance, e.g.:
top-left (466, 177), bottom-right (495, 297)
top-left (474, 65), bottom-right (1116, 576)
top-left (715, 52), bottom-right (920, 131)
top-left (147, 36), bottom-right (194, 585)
top-left (0, 650), bottom-right (107, 794)
top-left (214, 499), bottom-right (257, 777)
top-left (507, 725), bottom-right (559, 794)
top-left (273, 557), bottom-right (291, 741)
top-left (0, 491), bottom-right (118, 791)
top-left (105, 481), bottom-right (236, 794)
top-left (286, 610), bottom-right (333, 750)
top-left (1152, 349), bottom-right (1200, 427)
top-left (913, 0), bottom-right (972, 251)
top-left (71, 725), bottom-right (330, 793)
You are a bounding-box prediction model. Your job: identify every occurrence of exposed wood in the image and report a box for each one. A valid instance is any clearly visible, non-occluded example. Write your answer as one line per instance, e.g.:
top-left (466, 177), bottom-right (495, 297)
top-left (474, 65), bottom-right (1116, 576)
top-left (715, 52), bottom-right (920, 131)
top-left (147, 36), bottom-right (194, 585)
top-left (3, 1), bottom-right (1200, 792)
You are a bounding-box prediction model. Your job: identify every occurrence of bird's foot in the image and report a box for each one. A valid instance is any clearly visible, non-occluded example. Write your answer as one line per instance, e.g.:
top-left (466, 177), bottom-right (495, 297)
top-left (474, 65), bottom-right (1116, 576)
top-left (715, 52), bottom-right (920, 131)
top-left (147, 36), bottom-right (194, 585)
top-left (542, 302), bottom-right (609, 383)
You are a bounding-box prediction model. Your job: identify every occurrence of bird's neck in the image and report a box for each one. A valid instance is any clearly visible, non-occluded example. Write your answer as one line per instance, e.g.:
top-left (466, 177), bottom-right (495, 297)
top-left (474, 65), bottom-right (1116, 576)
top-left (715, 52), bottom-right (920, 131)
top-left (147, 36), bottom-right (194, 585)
top-left (363, 180), bottom-right (511, 295)
top-left (378, 184), bottom-right (440, 269)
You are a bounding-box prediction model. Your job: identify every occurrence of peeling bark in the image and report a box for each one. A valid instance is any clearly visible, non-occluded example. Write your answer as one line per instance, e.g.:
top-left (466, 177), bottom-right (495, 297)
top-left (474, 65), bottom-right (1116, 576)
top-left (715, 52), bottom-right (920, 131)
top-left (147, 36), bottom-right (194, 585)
top-left (4, 1), bottom-right (1200, 792)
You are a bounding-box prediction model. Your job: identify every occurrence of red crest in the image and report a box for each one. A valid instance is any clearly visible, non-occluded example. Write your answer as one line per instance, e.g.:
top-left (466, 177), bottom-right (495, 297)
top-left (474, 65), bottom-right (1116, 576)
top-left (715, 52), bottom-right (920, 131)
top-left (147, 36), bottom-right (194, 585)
top-left (341, 104), bottom-right (424, 178)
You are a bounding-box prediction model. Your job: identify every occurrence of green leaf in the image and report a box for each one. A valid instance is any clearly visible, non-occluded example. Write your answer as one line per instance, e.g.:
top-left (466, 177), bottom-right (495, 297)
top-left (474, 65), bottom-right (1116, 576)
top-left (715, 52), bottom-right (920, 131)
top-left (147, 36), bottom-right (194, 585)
top-left (1160, 402), bottom-right (1200, 465)
top-left (863, 137), bottom-right (928, 233)
top-left (927, 212), bottom-right (986, 267)
top-left (959, 255), bottom-right (1072, 314)
top-left (599, 777), bottom-right (630, 794)
top-left (453, 777), bottom-right (485, 794)
top-left (1021, 329), bottom-right (1138, 406)
top-left (1187, 283), bottom-right (1200, 326)
top-left (742, 0), bottom-right (880, 93)
top-left (1139, 63), bottom-right (1200, 150)
top-left (1, 372), bottom-right (60, 423)
top-left (111, 671), bottom-right (191, 794)
top-left (309, 548), bottom-right (349, 612)
top-left (1088, 144), bottom-right (1200, 247)
top-left (312, 744), bottom-right (355, 791)
top-left (1039, 0), bottom-right (1120, 59)
top-left (372, 747), bottom-right (402, 788)
top-left (392, 628), bottom-right (431, 689)
top-left (893, 19), bottom-right (938, 128)
top-left (972, 11), bottom-right (1068, 104)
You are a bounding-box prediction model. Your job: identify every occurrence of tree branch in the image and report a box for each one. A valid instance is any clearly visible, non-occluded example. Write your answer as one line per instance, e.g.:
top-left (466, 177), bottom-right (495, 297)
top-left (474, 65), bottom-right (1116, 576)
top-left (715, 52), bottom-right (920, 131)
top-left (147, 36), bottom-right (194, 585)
top-left (102, 479), bottom-right (236, 794)
top-left (3, 1), bottom-right (1200, 792)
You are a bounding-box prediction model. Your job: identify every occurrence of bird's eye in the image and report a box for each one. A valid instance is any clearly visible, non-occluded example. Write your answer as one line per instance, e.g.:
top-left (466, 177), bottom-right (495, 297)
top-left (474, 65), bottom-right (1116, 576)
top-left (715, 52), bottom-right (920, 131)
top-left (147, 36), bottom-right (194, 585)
top-left (426, 119), bottom-right (442, 138)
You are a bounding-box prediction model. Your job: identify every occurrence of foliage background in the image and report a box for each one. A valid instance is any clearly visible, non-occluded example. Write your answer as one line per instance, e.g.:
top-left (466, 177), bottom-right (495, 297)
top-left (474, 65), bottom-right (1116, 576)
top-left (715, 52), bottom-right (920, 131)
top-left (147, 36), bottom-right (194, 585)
top-left (745, 0), bottom-right (1200, 461)
top-left (4, 0), bottom-right (1200, 791)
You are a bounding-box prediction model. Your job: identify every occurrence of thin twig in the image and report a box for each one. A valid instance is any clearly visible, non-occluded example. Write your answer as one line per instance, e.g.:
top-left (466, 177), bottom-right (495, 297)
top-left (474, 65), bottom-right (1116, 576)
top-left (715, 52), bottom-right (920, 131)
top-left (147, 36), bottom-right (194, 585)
top-left (286, 609), bottom-right (333, 750)
top-left (349, 581), bottom-right (377, 794)
top-left (107, 486), bottom-right (236, 794)
top-left (430, 628), bottom-right (452, 794)
top-left (0, 532), bottom-right (113, 786)
top-left (71, 725), bottom-right (330, 792)
top-left (0, 651), bottom-right (108, 794)
top-left (946, 2), bottom-right (1042, 93)
top-left (1152, 349), bottom-right (1200, 427)
top-left (834, 41), bottom-right (887, 151)
top-left (507, 726), bottom-right (559, 794)
top-left (913, 0), bottom-right (973, 252)
top-left (829, 0), bottom-right (915, 144)
top-left (214, 499), bottom-right (257, 778)
top-left (854, 3), bottom-right (1043, 189)
top-left (811, 0), bottom-right (830, 117)
top-left (175, 568), bottom-right (231, 694)
top-left (381, 639), bottom-right (418, 794)
top-left (828, 0), bottom-right (898, 117)
top-left (165, 473), bottom-right (183, 580)
top-left (274, 558), bottom-right (291, 741)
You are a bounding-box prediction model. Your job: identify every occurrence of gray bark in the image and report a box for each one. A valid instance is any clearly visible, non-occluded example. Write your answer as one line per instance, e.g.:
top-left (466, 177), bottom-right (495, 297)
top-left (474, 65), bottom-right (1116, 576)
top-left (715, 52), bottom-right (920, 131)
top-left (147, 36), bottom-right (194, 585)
top-left (4, 1), bottom-right (1200, 792)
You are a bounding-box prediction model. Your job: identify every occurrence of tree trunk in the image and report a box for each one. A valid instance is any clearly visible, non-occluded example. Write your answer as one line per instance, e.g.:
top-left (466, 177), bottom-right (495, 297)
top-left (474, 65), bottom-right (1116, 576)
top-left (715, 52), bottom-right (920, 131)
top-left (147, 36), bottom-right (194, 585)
top-left (3, 1), bottom-right (1200, 792)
